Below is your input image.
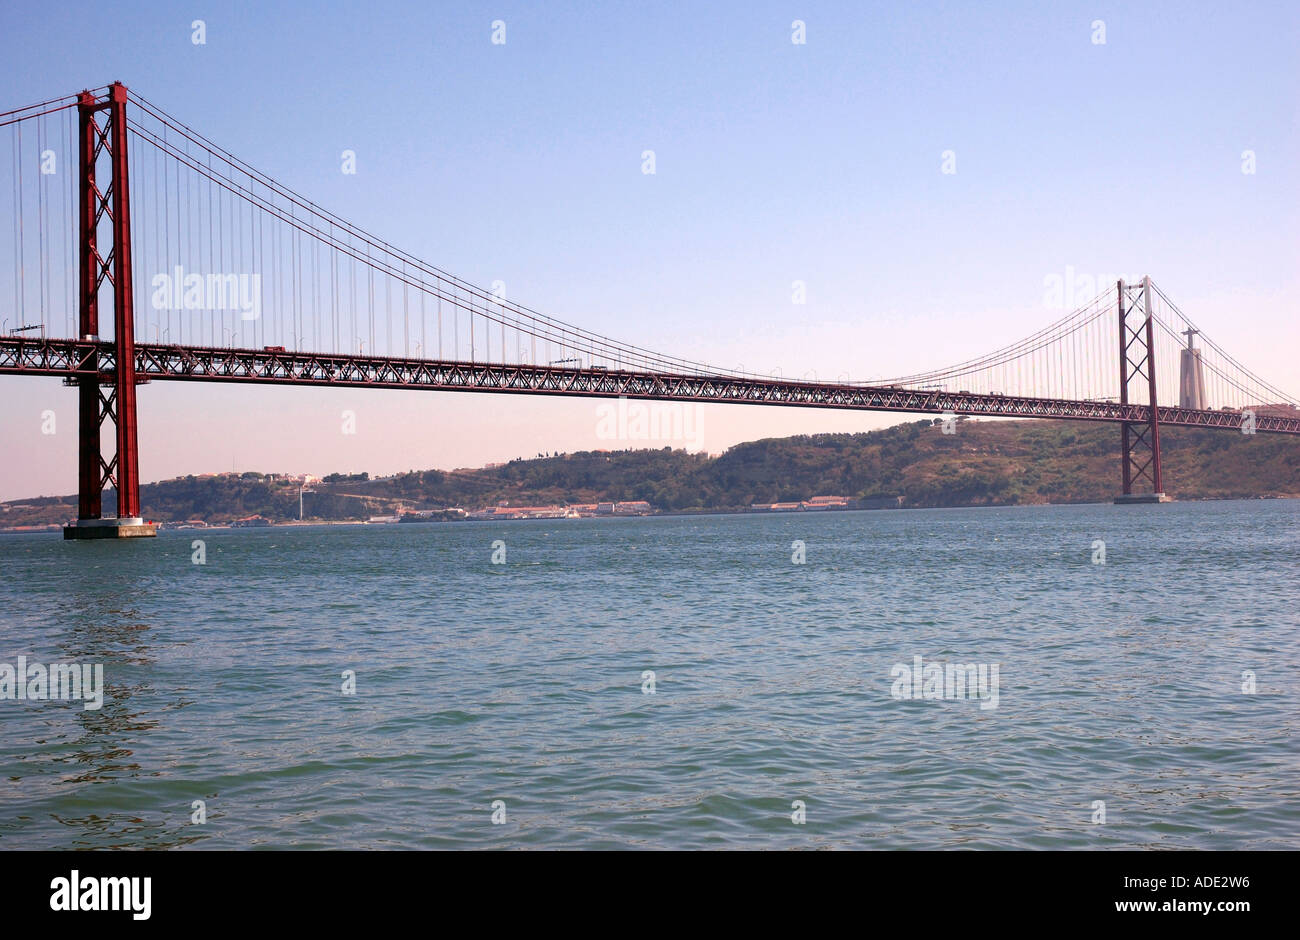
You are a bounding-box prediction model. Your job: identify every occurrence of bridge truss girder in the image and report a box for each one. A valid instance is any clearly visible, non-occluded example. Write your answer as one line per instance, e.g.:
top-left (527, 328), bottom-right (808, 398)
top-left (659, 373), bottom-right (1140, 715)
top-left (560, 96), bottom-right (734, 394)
top-left (4, 336), bottom-right (1298, 436)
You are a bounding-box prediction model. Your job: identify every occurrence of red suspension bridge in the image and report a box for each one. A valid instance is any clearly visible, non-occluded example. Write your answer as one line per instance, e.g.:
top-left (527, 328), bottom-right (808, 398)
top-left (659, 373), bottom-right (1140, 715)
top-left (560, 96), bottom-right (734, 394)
top-left (1, 84), bottom-right (1297, 537)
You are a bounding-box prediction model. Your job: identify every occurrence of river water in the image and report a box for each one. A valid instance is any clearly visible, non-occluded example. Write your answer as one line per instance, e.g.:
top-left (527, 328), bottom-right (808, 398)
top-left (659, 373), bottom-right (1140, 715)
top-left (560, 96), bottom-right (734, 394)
top-left (1, 500), bottom-right (1296, 848)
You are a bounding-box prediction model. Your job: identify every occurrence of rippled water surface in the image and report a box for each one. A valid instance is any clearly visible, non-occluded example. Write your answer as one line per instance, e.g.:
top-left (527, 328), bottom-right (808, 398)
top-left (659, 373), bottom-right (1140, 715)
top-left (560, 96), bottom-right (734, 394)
top-left (1, 500), bottom-right (1297, 849)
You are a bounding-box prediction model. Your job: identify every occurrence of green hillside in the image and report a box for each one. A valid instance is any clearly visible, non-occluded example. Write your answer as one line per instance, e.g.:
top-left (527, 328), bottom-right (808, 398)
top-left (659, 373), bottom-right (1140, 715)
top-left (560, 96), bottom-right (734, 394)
top-left (3, 418), bottom-right (1298, 527)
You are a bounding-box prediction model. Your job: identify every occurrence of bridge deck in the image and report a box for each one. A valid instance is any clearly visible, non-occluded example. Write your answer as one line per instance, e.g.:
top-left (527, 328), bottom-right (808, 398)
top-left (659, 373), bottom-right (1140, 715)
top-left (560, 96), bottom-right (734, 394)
top-left (3, 336), bottom-right (1298, 434)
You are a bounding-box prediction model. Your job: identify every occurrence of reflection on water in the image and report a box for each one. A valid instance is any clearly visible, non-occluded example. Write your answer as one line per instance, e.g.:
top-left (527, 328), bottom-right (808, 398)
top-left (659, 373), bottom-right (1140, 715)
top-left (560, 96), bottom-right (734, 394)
top-left (1, 499), bottom-right (1298, 849)
top-left (6, 569), bottom-right (204, 848)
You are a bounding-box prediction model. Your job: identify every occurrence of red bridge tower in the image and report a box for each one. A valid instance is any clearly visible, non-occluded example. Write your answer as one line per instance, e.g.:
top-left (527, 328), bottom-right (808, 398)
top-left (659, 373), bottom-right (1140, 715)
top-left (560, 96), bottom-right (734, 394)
top-left (1114, 277), bottom-right (1170, 504)
top-left (63, 83), bottom-right (154, 539)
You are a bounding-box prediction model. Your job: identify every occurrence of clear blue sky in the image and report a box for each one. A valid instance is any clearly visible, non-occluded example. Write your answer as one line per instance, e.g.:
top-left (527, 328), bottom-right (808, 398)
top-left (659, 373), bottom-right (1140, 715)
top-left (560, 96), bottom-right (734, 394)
top-left (2, 0), bottom-right (1296, 500)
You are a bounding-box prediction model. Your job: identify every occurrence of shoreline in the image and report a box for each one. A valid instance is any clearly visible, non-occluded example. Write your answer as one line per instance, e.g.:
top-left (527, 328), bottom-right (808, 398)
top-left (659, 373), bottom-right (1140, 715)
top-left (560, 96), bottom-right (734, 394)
top-left (2, 493), bottom-right (1293, 535)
